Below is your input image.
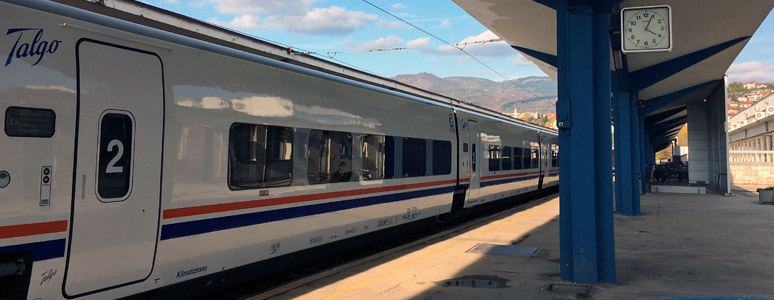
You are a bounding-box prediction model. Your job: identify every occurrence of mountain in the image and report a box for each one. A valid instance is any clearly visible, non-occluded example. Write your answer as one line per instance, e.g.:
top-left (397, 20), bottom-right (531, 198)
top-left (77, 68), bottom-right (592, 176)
top-left (391, 73), bottom-right (557, 114)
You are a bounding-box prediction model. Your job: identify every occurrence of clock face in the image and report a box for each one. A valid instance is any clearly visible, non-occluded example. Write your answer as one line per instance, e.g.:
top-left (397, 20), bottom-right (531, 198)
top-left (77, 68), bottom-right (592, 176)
top-left (621, 6), bottom-right (671, 53)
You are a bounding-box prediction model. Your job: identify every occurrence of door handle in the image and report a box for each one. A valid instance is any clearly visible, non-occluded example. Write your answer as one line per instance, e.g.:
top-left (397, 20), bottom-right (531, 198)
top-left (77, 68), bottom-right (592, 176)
top-left (81, 175), bottom-right (86, 199)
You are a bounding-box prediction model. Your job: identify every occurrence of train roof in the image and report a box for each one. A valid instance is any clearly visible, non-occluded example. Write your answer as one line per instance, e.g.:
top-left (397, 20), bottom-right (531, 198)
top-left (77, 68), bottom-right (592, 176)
top-left (50, 0), bottom-right (558, 135)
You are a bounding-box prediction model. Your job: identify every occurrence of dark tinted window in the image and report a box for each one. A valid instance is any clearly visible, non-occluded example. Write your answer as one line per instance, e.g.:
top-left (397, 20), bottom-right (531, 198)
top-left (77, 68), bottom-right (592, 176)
top-left (309, 130), bottom-right (352, 184)
top-left (385, 137), bottom-right (395, 179)
top-left (522, 147), bottom-right (530, 169)
top-left (432, 140), bottom-right (452, 175)
top-left (513, 147), bottom-right (523, 170)
top-left (552, 144), bottom-right (559, 167)
top-left (489, 145), bottom-right (500, 171)
top-left (501, 147), bottom-right (512, 170)
top-left (5, 106), bottom-right (55, 138)
top-left (531, 148), bottom-right (539, 169)
top-left (402, 137), bottom-right (426, 177)
top-left (363, 135), bottom-right (394, 180)
top-left (98, 113), bottom-right (133, 199)
top-left (229, 123), bottom-right (294, 189)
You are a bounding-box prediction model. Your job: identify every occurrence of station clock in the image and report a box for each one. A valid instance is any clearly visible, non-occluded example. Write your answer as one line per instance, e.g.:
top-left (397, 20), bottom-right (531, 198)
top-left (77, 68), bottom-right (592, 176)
top-left (621, 5), bottom-right (672, 53)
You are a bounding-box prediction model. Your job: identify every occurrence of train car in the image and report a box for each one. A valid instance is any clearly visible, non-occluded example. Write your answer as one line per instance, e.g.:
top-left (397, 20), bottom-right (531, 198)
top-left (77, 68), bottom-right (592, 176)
top-left (0, 0), bottom-right (558, 299)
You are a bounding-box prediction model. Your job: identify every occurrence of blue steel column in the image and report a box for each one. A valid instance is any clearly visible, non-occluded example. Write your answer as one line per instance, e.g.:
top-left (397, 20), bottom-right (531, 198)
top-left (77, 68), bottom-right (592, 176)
top-left (557, 2), bottom-right (616, 284)
top-left (614, 91), bottom-right (634, 214)
top-left (639, 114), bottom-right (648, 193)
top-left (612, 92), bottom-right (640, 215)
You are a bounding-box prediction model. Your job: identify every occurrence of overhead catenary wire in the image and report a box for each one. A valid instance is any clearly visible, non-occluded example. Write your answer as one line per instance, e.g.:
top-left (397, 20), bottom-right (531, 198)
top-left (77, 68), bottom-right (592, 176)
top-left (360, 0), bottom-right (554, 105)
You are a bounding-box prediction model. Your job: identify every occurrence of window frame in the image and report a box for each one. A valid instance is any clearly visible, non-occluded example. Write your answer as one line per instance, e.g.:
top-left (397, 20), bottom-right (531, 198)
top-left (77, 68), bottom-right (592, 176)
top-left (308, 130), bottom-right (353, 184)
top-left (228, 123), bottom-right (294, 190)
top-left (96, 110), bottom-right (135, 202)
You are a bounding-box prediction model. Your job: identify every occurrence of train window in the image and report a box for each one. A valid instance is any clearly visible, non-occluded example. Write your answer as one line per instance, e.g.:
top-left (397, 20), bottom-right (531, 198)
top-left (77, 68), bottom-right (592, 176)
top-left (363, 135), bottom-right (394, 180)
top-left (385, 137), bottom-right (395, 179)
top-left (97, 112), bottom-right (133, 200)
top-left (513, 147), bottom-right (523, 170)
top-left (522, 147), bottom-right (530, 169)
top-left (488, 145), bottom-right (500, 171)
top-left (463, 143), bottom-right (468, 152)
top-left (5, 106), bottom-right (56, 138)
top-left (308, 130), bottom-right (352, 184)
top-left (501, 147), bottom-right (512, 170)
top-left (229, 123), bottom-right (294, 190)
top-left (402, 137), bottom-right (427, 177)
top-left (552, 145), bottom-right (559, 167)
top-left (531, 148), bottom-right (539, 169)
top-left (432, 140), bottom-right (452, 175)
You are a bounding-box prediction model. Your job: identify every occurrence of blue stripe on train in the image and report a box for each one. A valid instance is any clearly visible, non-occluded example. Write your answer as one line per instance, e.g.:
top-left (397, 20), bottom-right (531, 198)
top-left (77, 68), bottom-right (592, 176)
top-left (0, 239), bottom-right (66, 261)
top-left (160, 185), bottom-right (453, 240)
top-left (480, 175), bottom-right (541, 188)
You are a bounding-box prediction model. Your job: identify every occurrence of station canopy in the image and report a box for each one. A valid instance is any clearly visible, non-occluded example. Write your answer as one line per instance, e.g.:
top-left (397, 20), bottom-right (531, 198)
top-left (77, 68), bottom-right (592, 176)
top-left (453, 0), bottom-right (773, 146)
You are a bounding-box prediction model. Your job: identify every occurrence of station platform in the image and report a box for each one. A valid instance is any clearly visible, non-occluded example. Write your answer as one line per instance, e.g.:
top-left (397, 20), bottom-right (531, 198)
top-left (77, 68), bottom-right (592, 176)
top-left (256, 191), bottom-right (774, 299)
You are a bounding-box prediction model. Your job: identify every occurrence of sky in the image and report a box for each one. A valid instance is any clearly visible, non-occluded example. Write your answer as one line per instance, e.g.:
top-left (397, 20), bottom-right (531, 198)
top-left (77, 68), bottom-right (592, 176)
top-left (143, 0), bottom-right (774, 83)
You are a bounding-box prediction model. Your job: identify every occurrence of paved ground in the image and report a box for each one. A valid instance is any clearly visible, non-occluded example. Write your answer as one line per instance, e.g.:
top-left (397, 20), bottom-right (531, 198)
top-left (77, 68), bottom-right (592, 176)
top-left (263, 191), bottom-right (774, 300)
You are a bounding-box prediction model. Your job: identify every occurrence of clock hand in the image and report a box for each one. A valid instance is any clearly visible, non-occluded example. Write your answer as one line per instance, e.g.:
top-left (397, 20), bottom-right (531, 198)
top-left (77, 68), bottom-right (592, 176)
top-left (644, 15), bottom-right (657, 34)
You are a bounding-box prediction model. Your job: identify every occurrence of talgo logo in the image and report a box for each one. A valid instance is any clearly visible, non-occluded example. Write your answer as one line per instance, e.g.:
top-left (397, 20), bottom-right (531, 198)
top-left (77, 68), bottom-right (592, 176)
top-left (5, 28), bottom-right (62, 67)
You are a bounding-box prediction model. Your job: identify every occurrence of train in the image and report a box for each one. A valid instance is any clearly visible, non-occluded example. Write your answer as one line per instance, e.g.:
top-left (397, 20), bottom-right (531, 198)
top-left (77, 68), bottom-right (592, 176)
top-left (0, 0), bottom-right (558, 299)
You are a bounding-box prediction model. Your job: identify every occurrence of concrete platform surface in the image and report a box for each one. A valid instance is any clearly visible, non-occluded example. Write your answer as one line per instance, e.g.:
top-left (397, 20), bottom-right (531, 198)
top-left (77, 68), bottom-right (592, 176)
top-left (262, 192), bottom-right (774, 300)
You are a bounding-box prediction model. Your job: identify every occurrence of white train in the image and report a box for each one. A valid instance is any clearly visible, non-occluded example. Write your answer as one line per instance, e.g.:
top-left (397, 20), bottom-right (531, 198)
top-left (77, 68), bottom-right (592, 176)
top-left (0, 0), bottom-right (558, 298)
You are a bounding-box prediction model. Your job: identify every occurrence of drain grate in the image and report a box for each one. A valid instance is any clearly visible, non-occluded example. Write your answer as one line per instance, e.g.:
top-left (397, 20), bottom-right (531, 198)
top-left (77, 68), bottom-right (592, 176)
top-left (466, 243), bottom-right (539, 257)
top-left (438, 275), bottom-right (510, 289)
top-left (546, 283), bottom-right (592, 295)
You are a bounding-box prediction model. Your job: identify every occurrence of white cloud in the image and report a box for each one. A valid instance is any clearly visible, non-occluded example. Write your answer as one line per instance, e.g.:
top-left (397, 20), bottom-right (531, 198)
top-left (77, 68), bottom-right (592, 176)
top-left (425, 30), bottom-right (512, 57)
top-left (350, 35), bottom-right (404, 52)
top-left (204, 0), bottom-right (376, 35)
top-left (391, 3), bottom-right (407, 9)
top-left (215, 14), bottom-right (260, 28)
top-left (512, 53), bottom-right (533, 66)
top-left (378, 19), bottom-right (410, 30)
top-left (165, 0), bottom-right (179, 4)
top-left (264, 6), bottom-right (377, 35)
top-left (207, 0), bottom-right (318, 15)
top-left (727, 61), bottom-right (774, 83)
top-left (406, 37), bottom-right (430, 49)
top-left (432, 19), bottom-right (451, 29)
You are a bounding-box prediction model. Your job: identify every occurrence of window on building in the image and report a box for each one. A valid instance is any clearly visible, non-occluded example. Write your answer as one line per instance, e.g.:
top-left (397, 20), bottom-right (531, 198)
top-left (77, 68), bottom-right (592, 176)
top-left (229, 123), bottom-right (293, 190)
top-left (308, 130), bottom-right (352, 184)
top-left (402, 137), bottom-right (427, 177)
top-left (432, 140), bottom-right (452, 175)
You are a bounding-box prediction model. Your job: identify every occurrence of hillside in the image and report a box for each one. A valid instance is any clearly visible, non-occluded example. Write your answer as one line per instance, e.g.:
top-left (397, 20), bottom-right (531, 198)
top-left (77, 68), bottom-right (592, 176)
top-left (391, 73), bottom-right (557, 114)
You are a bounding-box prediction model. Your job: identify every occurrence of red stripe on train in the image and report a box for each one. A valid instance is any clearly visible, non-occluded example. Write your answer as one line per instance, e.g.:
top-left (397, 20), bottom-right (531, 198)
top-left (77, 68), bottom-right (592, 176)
top-left (163, 179), bottom-right (458, 219)
top-left (0, 220), bottom-right (68, 239)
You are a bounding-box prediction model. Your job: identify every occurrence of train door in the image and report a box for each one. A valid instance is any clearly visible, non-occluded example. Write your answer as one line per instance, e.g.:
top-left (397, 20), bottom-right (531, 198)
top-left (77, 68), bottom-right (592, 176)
top-left (458, 120), bottom-right (470, 179)
top-left (467, 120), bottom-right (480, 202)
top-left (64, 40), bottom-right (164, 296)
top-left (537, 133), bottom-right (545, 190)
